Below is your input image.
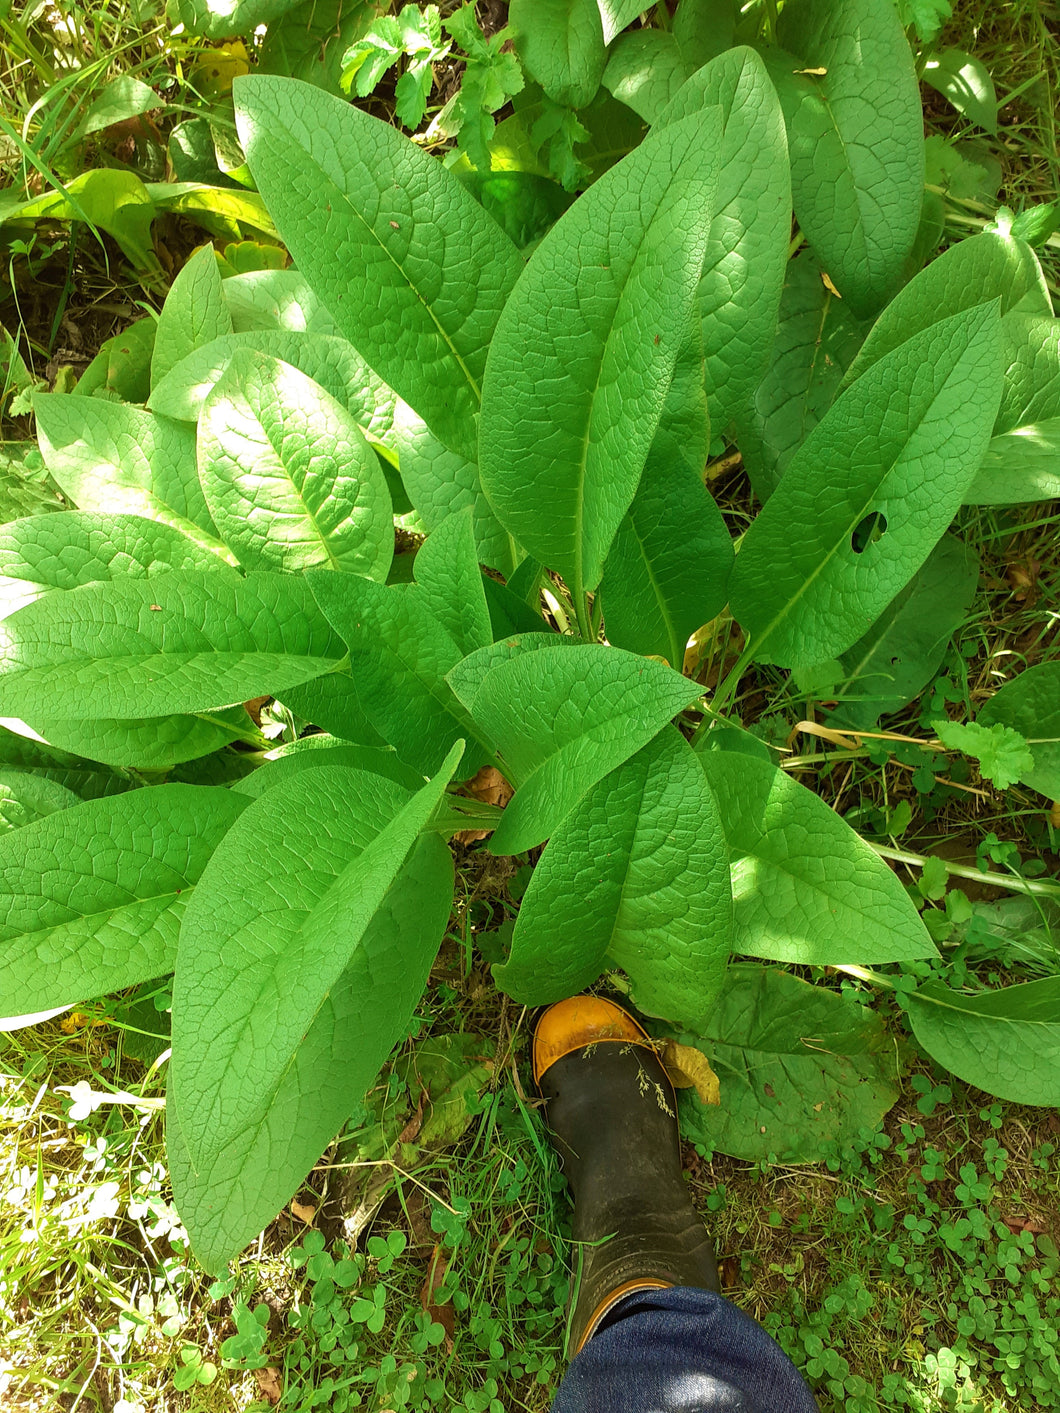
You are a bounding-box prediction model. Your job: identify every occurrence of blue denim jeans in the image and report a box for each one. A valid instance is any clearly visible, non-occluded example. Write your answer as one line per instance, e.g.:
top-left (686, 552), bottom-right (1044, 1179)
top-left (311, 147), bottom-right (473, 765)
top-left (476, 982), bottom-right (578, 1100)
top-left (551, 1286), bottom-right (820, 1413)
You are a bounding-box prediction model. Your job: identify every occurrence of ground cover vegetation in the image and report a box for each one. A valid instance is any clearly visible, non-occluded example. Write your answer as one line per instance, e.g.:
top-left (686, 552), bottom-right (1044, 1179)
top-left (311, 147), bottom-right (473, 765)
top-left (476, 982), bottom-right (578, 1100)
top-left (0, 0), bottom-right (1057, 1409)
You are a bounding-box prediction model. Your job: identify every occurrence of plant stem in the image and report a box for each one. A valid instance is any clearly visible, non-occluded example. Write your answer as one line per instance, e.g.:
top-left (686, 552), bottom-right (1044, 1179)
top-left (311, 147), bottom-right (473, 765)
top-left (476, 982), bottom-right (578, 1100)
top-left (871, 843), bottom-right (1060, 901)
top-left (833, 964), bottom-right (899, 991)
top-left (573, 591), bottom-right (593, 642)
top-left (711, 641), bottom-right (757, 716)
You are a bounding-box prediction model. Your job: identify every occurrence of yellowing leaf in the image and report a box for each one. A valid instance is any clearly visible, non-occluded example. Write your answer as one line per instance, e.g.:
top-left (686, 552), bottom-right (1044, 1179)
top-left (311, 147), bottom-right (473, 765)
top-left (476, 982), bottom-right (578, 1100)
top-left (660, 1039), bottom-right (720, 1106)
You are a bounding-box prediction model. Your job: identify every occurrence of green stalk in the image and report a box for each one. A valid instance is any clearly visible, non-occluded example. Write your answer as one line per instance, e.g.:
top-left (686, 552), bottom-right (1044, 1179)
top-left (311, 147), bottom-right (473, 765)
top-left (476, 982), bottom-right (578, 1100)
top-left (871, 843), bottom-right (1060, 902)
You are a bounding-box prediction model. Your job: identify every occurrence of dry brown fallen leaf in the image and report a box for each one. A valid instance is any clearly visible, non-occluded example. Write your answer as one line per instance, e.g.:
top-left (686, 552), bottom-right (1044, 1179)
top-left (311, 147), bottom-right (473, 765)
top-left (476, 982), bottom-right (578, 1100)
top-left (659, 1040), bottom-right (720, 1106)
top-left (454, 765), bottom-right (514, 845)
top-left (290, 1199), bottom-right (316, 1225)
top-left (1050, 800), bottom-right (1060, 829)
top-left (253, 1366), bottom-right (283, 1404)
top-left (420, 1244), bottom-right (456, 1348)
top-left (820, 270), bottom-right (842, 297)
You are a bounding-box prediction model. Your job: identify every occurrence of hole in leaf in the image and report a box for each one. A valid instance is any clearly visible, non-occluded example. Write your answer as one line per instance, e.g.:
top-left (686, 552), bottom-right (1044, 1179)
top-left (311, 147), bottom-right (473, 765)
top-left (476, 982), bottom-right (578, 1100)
top-left (851, 511), bottom-right (888, 554)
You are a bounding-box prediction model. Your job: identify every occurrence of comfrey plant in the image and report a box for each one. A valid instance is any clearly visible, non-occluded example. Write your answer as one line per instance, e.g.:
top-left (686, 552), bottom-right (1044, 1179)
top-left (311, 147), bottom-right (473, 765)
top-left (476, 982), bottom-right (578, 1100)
top-left (1, 0), bottom-right (1058, 1271)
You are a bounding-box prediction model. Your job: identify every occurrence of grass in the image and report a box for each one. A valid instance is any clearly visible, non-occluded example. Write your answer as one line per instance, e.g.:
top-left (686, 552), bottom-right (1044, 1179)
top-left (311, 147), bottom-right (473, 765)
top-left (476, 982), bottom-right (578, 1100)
top-left (0, 1), bottom-right (1058, 1410)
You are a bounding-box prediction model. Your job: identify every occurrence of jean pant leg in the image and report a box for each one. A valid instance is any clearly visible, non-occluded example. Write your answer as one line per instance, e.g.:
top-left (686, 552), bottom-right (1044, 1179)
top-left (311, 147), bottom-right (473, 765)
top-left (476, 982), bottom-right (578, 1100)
top-left (550, 1286), bottom-right (820, 1413)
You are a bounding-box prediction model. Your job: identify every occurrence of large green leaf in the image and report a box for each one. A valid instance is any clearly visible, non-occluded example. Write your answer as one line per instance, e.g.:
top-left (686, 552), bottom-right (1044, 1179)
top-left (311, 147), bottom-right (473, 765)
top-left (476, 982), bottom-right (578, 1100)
top-left (75, 318), bottom-right (156, 402)
top-left (0, 512), bottom-right (237, 621)
top-left (412, 508), bottom-right (492, 659)
top-left (257, 0), bottom-right (373, 97)
top-left (734, 251), bottom-right (869, 502)
top-left (151, 243), bottom-right (233, 388)
top-left (0, 570), bottom-right (345, 719)
top-left (965, 314), bottom-right (1060, 505)
top-left (390, 402), bottom-right (519, 578)
top-left (235, 75), bottom-right (523, 459)
top-left (308, 571), bottom-right (490, 776)
top-left (197, 350), bottom-right (393, 577)
top-left (33, 397), bottom-right (230, 555)
top-left (169, 831), bottom-right (451, 1271)
top-left (276, 668), bottom-right (384, 747)
top-left (495, 728), bottom-right (732, 1025)
top-left (841, 233), bottom-right (1052, 390)
top-left (0, 785), bottom-right (247, 1016)
top-left (728, 304), bottom-right (1002, 668)
top-left (655, 47), bottom-right (791, 434)
top-left (460, 644), bottom-right (703, 854)
top-left (603, 31), bottom-right (694, 123)
top-left (479, 109), bottom-right (722, 596)
top-left (509, 0), bottom-right (605, 109)
top-left (764, 0), bottom-right (924, 317)
top-left (170, 747), bottom-right (460, 1178)
top-left (0, 770), bottom-right (79, 833)
top-left (221, 270), bottom-right (340, 335)
top-left (233, 736), bottom-right (424, 798)
top-left (829, 534), bottom-right (979, 730)
top-left (676, 965), bottom-right (899, 1162)
top-left (0, 726), bottom-right (131, 800)
top-left (978, 664), bottom-right (1060, 801)
top-left (599, 375), bottom-right (733, 666)
top-left (0, 169), bottom-right (159, 273)
top-left (905, 979), bottom-right (1060, 1106)
top-left (25, 708), bottom-right (261, 771)
top-left (149, 331), bottom-right (396, 452)
top-left (698, 749), bottom-right (935, 964)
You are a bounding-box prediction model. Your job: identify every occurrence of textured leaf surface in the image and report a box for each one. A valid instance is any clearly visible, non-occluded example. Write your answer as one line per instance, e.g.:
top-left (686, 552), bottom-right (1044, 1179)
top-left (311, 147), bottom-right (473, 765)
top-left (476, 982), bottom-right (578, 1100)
top-left (149, 331), bottom-right (396, 450)
top-left (276, 669), bottom-right (384, 747)
top-left (445, 632), bottom-right (576, 713)
top-left (171, 750), bottom-right (459, 1172)
top-left (0, 512), bottom-right (236, 621)
top-left (0, 570), bottom-right (345, 719)
top-left (603, 31), bottom-right (693, 122)
top-left (656, 47), bottom-right (791, 433)
top-left (599, 450), bottom-right (733, 666)
top-left (169, 832), bottom-right (451, 1271)
top-left (26, 708), bottom-right (259, 771)
top-left (677, 965), bottom-right (899, 1162)
top-left (933, 720), bottom-right (1035, 791)
top-left (176, 0), bottom-right (301, 39)
top-left (151, 243), bottom-right (232, 388)
top-left (766, 0), bottom-right (923, 316)
top-left (0, 726), bottom-right (130, 800)
top-left (233, 736), bottom-right (424, 798)
top-left (906, 979), bottom-right (1060, 1106)
top-left (735, 252), bottom-right (869, 502)
top-left (33, 396), bottom-right (228, 553)
top-left (235, 75), bottom-right (522, 458)
top-left (597, 0), bottom-right (647, 45)
top-left (698, 750), bottom-right (935, 964)
top-left (966, 314), bottom-right (1060, 505)
top-left (495, 729), bottom-right (732, 1025)
top-left (509, 0), bottom-right (605, 108)
top-left (0, 784), bottom-right (247, 1015)
top-left (830, 534), bottom-right (979, 730)
top-left (729, 305), bottom-right (1002, 667)
top-left (842, 233), bottom-right (1051, 388)
top-left (465, 645), bottom-right (703, 854)
top-left (389, 402), bottom-right (518, 577)
top-left (308, 571), bottom-right (489, 776)
top-left (197, 350), bottom-right (393, 577)
top-left (978, 664), bottom-right (1060, 801)
top-left (413, 508), bottom-right (491, 659)
top-left (479, 110), bottom-right (721, 594)
top-left (0, 770), bottom-right (79, 832)
top-left (221, 269), bottom-right (340, 335)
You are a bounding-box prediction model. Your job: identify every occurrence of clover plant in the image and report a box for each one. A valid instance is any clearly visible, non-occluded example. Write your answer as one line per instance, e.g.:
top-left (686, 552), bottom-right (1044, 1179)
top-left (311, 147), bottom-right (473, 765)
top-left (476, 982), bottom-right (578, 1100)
top-left (1, 0), bottom-right (1058, 1271)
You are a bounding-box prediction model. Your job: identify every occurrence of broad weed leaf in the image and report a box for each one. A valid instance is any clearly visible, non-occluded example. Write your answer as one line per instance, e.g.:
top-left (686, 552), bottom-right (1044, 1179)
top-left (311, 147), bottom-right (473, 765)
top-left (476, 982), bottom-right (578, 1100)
top-left (509, 0), bottom-right (605, 109)
top-left (149, 330), bottom-right (397, 451)
top-left (151, 243), bottom-right (232, 388)
top-left (0, 570), bottom-right (345, 719)
top-left (462, 644), bottom-right (703, 854)
top-left (656, 47), bottom-right (791, 434)
top-left (764, 0), bottom-right (924, 317)
top-left (169, 831), bottom-right (452, 1271)
top-left (977, 664), bottom-right (1060, 800)
top-left (677, 965), bottom-right (899, 1162)
top-left (197, 349), bottom-right (393, 577)
top-left (412, 507), bottom-right (492, 659)
top-left (34, 396), bottom-right (232, 556)
top-left (729, 303), bottom-right (1002, 668)
top-left (479, 108), bottom-right (722, 596)
top-left (495, 728), bottom-right (732, 1026)
top-left (234, 75), bottom-right (523, 458)
top-left (698, 750), bottom-right (936, 964)
top-left (906, 979), bottom-right (1060, 1107)
top-left (170, 746), bottom-right (460, 1178)
top-left (0, 785), bottom-right (247, 1016)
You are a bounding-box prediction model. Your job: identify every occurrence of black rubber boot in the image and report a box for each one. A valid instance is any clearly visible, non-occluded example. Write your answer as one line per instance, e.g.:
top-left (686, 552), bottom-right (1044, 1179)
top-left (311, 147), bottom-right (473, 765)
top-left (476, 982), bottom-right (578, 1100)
top-left (535, 998), bottom-right (720, 1356)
